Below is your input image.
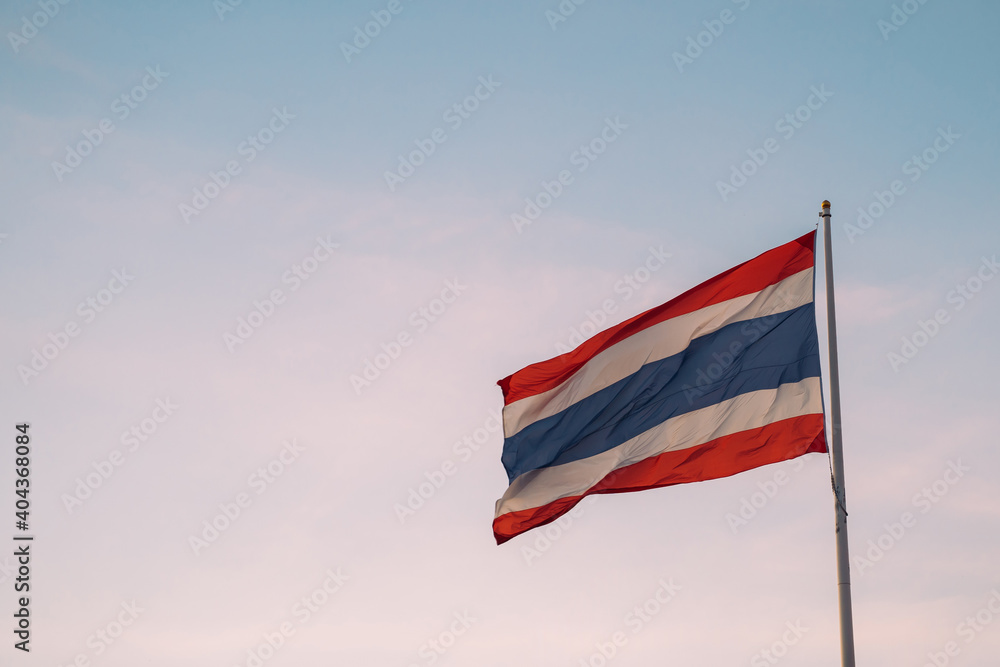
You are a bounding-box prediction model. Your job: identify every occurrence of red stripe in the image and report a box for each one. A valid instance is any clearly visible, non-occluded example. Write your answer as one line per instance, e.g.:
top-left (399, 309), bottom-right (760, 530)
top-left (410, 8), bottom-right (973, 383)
top-left (498, 232), bottom-right (816, 406)
top-left (493, 414), bottom-right (826, 545)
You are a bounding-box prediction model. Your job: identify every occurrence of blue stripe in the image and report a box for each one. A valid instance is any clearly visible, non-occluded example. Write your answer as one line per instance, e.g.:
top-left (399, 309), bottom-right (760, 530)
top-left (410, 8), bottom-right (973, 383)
top-left (501, 304), bottom-right (821, 483)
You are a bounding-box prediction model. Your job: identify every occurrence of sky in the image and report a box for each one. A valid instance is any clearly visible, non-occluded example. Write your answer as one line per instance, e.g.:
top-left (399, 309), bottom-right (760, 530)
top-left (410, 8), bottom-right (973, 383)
top-left (2, 1), bottom-right (999, 665)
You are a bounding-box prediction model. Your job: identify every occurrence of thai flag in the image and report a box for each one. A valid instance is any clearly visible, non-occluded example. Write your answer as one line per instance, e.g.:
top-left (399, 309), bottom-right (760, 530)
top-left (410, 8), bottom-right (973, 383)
top-left (493, 232), bottom-right (827, 545)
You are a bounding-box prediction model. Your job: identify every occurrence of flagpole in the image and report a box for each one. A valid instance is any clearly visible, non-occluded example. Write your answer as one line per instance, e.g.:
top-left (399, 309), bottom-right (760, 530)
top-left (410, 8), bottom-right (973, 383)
top-left (821, 200), bottom-right (857, 666)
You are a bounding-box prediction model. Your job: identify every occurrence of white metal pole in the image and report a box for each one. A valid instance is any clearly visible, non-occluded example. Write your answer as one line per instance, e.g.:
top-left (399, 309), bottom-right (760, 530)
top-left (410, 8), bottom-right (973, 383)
top-left (821, 200), bottom-right (857, 666)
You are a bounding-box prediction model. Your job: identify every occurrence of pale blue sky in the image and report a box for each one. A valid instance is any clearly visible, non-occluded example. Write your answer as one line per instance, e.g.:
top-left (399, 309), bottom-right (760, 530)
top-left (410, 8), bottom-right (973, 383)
top-left (2, 1), bottom-right (999, 665)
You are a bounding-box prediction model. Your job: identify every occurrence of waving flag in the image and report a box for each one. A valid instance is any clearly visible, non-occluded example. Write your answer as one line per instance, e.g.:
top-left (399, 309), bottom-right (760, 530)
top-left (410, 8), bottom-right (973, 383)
top-left (493, 231), bottom-right (826, 544)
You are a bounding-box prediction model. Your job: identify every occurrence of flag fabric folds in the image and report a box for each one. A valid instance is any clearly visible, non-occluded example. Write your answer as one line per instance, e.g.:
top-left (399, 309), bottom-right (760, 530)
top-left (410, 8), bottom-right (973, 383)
top-left (493, 231), bottom-right (827, 545)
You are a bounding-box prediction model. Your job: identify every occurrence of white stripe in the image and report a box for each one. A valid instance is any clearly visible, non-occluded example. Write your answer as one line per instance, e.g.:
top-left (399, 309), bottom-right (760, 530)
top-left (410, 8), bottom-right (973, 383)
top-left (495, 376), bottom-right (823, 518)
top-left (503, 268), bottom-right (814, 439)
